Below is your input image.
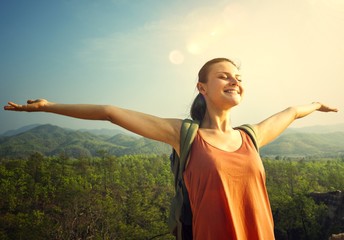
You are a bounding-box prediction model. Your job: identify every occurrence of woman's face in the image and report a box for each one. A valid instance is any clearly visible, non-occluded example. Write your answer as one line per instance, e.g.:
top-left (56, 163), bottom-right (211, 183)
top-left (198, 61), bottom-right (244, 110)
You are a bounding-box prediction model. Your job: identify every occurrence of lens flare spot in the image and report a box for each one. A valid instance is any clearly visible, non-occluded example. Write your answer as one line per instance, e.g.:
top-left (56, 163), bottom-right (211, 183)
top-left (169, 50), bottom-right (184, 64)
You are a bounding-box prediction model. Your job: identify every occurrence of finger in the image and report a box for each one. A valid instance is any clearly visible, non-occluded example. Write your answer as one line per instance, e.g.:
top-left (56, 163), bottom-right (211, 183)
top-left (4, 102), bottom-right (22, 111)
top-left (324, 105), bottom-right (338, 112)
top-left (7, 101), bottom-right (16, 106)
top-left (325, 106), bottom-right (338, 112)
top-left (14, 103), bottom-right (23, 109)
top-left (8, 102), bottom-right (20, 108)
top-left (3, 105), bottom-right (14, 110)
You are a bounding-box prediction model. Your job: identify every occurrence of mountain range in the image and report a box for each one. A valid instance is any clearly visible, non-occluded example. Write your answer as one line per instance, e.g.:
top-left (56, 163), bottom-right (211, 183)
top-left (0, 123), bottom-right (343, 159)
top-left (0, 124), bottom-right (170, 159)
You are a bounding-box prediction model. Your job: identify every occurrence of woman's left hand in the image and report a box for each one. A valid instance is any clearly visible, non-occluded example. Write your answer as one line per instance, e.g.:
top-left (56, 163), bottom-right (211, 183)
top-left (313, 102), bottom-right (338, 112)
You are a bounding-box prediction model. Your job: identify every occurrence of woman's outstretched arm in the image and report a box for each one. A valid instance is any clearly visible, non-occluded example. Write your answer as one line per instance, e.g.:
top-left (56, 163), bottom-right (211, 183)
top-left (253, 102), bottom-right (338, 148)
top-left (4, 99), bottom-right (182, 153)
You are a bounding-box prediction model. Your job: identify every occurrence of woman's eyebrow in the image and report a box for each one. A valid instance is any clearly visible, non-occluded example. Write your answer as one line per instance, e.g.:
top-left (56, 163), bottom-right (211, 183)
top-left (217, 72), bottom-right (241, 78)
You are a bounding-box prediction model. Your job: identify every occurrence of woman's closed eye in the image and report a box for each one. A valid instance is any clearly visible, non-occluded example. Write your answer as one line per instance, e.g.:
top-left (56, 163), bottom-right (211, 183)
top-left (219, 74), bottom-right (229, 80)
top-left (219, 74), bottom-right (242, 82)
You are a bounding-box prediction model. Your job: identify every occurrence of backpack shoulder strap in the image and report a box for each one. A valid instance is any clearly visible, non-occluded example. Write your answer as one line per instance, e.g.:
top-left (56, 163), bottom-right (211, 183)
top-left (236, 124), bottom-right (259, 152)
top-left (170, 119), bottom-right (199, 188)
top-left (168, 119), bottom-right (199, 238)
top-left (179, 119), bottom-right (199, 171)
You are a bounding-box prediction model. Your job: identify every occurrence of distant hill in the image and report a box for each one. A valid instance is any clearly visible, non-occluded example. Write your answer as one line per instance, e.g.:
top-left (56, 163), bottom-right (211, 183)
top-left (0, 124), bottom-right (170, 159)
top-left (0, 124), bottom-right (128, 137)
top-left (260, 123), bottom-right (344, 157)
top-left (1, 124), bottom-right (41, 137)
top-left (283, 123), bottom-right (344, 134)
top-left (260, 132), bottom-right (344, 157)
top-left (0, 123), bottom-right (343, 159)
top-left (78, 128), bottom-right (132, 137)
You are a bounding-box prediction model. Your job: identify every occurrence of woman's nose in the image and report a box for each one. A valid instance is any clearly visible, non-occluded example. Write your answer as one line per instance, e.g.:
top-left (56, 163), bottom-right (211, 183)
top-left (229, 77), bottom-right (240, 85)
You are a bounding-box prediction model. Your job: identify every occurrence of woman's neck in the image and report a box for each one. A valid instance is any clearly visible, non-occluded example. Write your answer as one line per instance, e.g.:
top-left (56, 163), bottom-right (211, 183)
top-left (201, 109), bottom-right (233, 132)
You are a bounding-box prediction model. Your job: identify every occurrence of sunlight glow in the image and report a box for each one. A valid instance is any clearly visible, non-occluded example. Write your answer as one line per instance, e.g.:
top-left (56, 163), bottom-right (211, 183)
top-left (169, 50), bottom-right (184, 64)
top-left (187, 42), bottom-right (203, 55)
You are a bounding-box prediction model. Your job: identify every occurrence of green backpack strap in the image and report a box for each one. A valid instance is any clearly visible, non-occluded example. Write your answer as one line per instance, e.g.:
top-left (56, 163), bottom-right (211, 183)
top-left (235, 124), bottom-right (259, 151)
top-left (179, 119), bottom-right (200, 171)
top-left (168, 119), bottom-right (199, 239)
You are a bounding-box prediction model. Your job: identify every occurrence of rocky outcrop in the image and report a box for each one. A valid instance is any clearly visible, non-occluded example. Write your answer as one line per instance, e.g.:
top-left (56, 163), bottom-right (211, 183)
top-left (309, 190), bottom-right (344, 238)
top-left (309, 190), bottom-right (343, 219)
top-left (329, 233), bottom-right (344, 240)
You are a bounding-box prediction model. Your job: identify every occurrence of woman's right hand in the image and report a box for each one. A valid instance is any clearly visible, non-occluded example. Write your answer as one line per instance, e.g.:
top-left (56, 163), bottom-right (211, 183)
top-left (4, 99), bottom-right (49, 112)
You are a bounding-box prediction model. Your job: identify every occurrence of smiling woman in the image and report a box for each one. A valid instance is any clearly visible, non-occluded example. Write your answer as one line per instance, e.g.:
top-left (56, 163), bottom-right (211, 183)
top-left (3, 57), bottom-right (338, 240)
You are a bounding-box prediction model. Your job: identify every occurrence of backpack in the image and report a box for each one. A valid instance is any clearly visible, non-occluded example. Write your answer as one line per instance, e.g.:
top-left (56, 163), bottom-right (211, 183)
top-left (168, 119), bottom-right (259, 240)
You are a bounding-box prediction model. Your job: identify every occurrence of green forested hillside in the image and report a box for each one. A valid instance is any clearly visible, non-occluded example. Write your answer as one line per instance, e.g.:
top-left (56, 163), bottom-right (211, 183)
top-left (260, 132), bottom-right (344, 157)
top-left (0, 125), bottom-right (170, 159)
top-left (1, 124), bottom-right (344, 159)
top-left (0, 154), bottom-right (343, 240)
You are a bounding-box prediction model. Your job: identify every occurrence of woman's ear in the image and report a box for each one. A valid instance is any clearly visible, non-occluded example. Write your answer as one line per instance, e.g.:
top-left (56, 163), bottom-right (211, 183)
top-left (197, 82), bottom-right (207, 95)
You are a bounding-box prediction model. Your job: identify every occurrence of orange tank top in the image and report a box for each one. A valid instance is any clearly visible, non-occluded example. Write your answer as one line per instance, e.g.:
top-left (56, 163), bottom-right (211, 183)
top-left (183, 130), bottom-right (275, 240)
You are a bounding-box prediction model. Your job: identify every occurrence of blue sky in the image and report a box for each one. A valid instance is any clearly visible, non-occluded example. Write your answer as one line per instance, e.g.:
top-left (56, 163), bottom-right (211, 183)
top-left (1, 0), bottom-right (343, 134)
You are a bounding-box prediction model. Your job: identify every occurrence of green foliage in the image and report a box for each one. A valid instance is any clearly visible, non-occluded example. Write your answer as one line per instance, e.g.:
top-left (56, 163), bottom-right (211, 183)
top-left (0, 153), bottom-right (343, 239)
top-left (0, 153), bottom-right (174, 240)
top-left (264, 158), bottom-right (344, 239)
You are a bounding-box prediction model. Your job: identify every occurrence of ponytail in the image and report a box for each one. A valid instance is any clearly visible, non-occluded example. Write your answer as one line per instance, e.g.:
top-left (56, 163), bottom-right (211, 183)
top-left (190, 93), bottom-right (206, 122)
